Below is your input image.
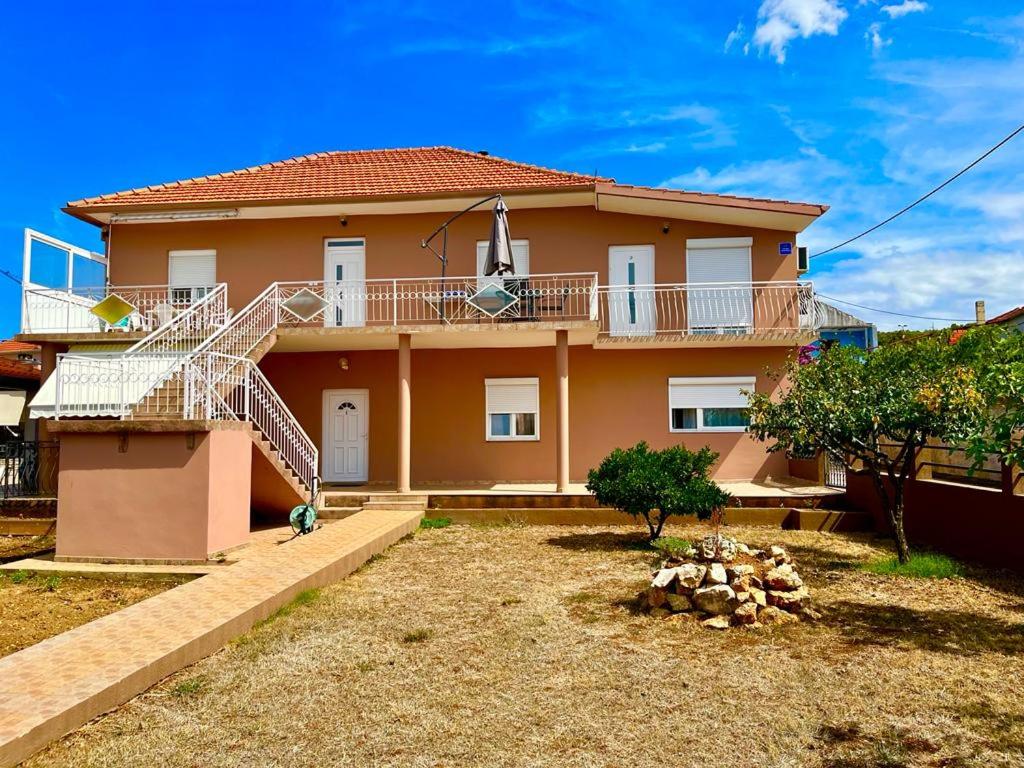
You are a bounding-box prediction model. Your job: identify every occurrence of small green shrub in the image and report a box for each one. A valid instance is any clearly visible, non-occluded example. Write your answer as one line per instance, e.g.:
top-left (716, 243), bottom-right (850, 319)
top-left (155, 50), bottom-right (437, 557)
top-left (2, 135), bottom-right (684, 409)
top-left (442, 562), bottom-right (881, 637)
top-left (42, 575), bottom-right (61, 592)
top-left (170, 676), bottom-right (207, 697)
top-left (420, 517), bottom-right (452, 529)
top-left (402, 628), bottom-right (433, 643)
top-left (9, 570), bottom-right (30, 585)
top-left (652, 536), bottom-right (696, 558)
top-left (586, 442), bottom-right (731, 540)
top-left (862, 552), bottom-right (964, 579)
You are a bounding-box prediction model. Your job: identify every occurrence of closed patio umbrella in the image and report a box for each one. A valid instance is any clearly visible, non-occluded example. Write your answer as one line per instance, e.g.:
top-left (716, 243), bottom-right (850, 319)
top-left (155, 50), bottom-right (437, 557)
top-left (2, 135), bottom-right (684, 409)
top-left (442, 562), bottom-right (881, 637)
top-left (483, 198), bottom-right (516, 276)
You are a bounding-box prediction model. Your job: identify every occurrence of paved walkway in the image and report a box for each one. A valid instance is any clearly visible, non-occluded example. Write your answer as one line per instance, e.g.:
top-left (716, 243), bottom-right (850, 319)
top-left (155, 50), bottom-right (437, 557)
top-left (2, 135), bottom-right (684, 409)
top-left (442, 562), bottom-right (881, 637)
top-left (0, 509), bottom-right (422, 768)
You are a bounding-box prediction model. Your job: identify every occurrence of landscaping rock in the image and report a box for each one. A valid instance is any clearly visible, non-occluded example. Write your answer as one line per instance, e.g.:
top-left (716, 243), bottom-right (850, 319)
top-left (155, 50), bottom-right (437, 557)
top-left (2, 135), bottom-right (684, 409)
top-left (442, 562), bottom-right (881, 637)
top-left (758, 605), bottom-right (799, 625)
top-left (702, 616), bottom-right (731, 630)
top-left (650, 607), bottom-right (672, 619)
top-left (766, 587), bottom-right (810, 611)
top-left (769, 545), bottom-right (788, 561)
top-left (698, 534), bottom-right (737, 562)
top-left (735, 591), bottom-right (750, 603)
top-left (748, 587), bottom-right (768, 607)
top-left (693, 584), bottom-right (739, 615)
top-left (764, 563), bottom-right (803, 591)
top-left (665, 593), bottom-right (693, 612)
top-left (651, 568), bottom-right (678, 589)
top-left (647, 587), bottom-right (668, 609)
top-left (674, 564), bottom-right (707, 590)
top-left (799, 606), bottom-right (823, 621)
top-left (727, 564), bottom-right (754, 581)
top-left (731, 575), bottom-right (752, 593)
top-left (734, 602), bottom-right (758, 625)
top-left (705, 563), bottom-right (728, 586)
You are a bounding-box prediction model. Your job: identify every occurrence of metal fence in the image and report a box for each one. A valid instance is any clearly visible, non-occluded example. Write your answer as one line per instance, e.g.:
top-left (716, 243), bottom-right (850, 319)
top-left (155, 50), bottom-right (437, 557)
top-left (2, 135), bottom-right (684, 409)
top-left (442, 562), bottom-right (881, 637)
top-left (1, 441), bottom-right (59, 499)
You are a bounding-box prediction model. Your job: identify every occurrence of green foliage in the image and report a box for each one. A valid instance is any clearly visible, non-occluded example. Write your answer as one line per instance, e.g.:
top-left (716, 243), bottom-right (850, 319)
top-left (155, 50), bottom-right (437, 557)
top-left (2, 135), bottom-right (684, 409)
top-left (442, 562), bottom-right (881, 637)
top-left (170, 676), bottom-right (207, 697)
top-left (42, 574), bottom-right (61, 592)
top-left (586, 442), bottom-right (731, 540)
top-left (651, 536), bottom-right (697, 558)
top-left (746, 327), bottom-right (1010, 562)
top-left (862, 552), bottom-right (964, 579)
top-left (9, 570), bottom-right (29, 585)
top-left (966, 328), bottom-right (1024, 470)
top-left (419, 517), bottom-right (452, 529)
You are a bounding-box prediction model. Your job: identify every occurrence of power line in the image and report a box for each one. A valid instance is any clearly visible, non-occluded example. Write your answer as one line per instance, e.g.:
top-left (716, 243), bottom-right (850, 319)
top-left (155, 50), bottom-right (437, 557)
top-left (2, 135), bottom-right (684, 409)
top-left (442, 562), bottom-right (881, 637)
top-left (811, 121), bottom-right (1024, 259)
top-left (817, 292), bottom-right (972, 323)
top-left (0, 269), bottom-right (21, 286)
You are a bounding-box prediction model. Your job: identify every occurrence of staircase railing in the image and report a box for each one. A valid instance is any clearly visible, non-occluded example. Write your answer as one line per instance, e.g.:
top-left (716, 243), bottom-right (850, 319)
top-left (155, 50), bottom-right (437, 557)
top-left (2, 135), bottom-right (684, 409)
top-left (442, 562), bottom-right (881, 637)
top-left (184, 352), bottom-right (317, 490)
top-left (54, 285), bottom-right (230, 418)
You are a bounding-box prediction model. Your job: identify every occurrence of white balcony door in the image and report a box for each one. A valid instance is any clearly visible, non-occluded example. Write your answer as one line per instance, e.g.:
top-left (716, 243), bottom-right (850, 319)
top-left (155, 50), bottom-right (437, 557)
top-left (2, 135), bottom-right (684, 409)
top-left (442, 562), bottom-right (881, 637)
top-left (323, 389), bottom-right (368, 483)
top-left (686, 237), bottom-right (753, 333)
top-left (607, 245), bottom-right (655, 336)
top-left (324, 239), bottom-right (366, 328)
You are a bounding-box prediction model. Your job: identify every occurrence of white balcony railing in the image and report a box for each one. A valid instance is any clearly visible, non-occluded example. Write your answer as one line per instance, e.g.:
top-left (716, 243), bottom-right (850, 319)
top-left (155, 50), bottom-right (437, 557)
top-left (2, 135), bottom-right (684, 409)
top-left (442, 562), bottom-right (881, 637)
top-left (21, 284), bottom-right (216, 335)
top-left (276, 273), bottom-right (600, 328)
top-left (595, 281), bottom-right (816, 339)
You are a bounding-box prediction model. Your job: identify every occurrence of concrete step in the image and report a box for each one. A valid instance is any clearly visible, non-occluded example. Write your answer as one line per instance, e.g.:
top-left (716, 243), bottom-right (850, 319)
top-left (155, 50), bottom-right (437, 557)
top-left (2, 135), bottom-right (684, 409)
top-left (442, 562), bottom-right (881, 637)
top-left (317, 507), bottom-right (362, 520)
top-left (322, 493), bottom-right (371, 508)
top-left (362, 500), bottom-right (429, 512)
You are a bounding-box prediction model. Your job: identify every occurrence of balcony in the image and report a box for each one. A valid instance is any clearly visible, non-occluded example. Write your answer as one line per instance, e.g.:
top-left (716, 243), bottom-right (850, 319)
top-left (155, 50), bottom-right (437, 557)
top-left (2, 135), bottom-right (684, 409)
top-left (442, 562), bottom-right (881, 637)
top-left (20, 284), bottom-right (215, 338)
top-left (594, 281), bottom-right (816, 346)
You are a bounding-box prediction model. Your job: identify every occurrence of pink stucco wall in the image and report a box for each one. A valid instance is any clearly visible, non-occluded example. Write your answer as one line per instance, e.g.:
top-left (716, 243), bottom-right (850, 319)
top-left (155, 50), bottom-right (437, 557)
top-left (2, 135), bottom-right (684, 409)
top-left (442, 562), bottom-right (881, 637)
top-left (56, 429), bottom-right (252, 561)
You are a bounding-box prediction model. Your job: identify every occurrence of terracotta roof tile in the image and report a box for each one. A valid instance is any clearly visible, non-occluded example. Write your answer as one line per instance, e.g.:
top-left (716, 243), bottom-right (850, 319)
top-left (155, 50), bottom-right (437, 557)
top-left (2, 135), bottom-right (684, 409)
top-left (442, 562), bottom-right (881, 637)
top-left (987, 304), bottom-right (1024, 325)
top-left (67, 147), bottom-right (611, 209)
top-left (0, 358), bottom-right (40, 380)
top-left (0, 341), bottom-right (40, 355)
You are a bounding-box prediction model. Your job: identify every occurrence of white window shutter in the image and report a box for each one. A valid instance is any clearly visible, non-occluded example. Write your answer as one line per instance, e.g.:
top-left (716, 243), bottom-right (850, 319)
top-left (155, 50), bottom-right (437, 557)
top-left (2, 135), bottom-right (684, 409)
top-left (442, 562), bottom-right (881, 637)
top-left (668, 377), bottom-right (755, 410)
top-left (486, 378), bottom-right (539, 413)
top-left (168, 250), bottom-right (216, 288)
top-left (476, 240), bottom-right (530, 277)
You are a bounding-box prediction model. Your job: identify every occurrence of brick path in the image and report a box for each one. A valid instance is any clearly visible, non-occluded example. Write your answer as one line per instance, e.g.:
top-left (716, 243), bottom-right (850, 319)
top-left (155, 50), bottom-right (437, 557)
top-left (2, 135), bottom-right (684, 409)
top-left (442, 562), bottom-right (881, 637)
top-left (0, 509), bottom-right (422, 767)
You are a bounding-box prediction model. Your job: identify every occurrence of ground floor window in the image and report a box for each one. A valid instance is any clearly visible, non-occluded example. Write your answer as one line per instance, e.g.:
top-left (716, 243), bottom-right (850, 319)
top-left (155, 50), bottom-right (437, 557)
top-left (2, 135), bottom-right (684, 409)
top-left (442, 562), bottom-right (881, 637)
top-left (668, 376), bottom-right (754, 433)
top-left (485, 378), bottom-right (539, 441)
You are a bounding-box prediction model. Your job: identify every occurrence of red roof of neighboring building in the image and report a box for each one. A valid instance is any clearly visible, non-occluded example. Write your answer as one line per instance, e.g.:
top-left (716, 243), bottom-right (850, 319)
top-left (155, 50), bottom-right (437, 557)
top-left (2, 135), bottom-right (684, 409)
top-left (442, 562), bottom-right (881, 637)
top-left (63, 146), bottom-right (829, 218)
top-left (0, 341), bottom-right (40, 355)
top-left (987, 304), bottom-right (1024, 325)
top-left (0, 358), bottom-right (40, 380)
top-left (66, 147), bottom-right (611, 209)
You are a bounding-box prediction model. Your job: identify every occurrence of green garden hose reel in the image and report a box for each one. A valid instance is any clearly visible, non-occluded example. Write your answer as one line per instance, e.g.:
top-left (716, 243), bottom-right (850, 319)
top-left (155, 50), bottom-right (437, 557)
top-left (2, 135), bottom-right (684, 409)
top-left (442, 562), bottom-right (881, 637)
top-left (289, 476), bottom-right (322, 536)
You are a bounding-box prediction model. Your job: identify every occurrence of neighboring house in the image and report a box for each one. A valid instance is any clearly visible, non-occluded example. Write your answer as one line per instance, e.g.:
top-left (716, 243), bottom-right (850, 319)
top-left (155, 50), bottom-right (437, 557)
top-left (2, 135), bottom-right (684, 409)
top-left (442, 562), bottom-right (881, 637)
top-left (987, 304), bottom-right (1024, 332)
top-left (815, 300), bottom-right (877, 350)
top-left (0, 341), bottom-right (41, 439)
top-left (17, 147), bottom-right (827, 561)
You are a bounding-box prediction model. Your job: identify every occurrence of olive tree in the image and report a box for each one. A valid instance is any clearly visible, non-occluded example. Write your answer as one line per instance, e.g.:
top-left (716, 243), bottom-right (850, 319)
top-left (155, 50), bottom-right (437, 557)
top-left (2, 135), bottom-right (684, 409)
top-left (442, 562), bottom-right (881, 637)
top-left (747, 331), bottom-right (995, 563)
top-left (586, 442), bottom-right (732, 541)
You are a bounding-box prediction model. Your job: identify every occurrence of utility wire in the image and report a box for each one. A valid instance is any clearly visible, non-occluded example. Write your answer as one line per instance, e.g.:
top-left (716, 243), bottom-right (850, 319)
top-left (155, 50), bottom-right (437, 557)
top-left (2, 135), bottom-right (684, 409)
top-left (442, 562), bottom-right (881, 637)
top-left (817, 292), bottom-right (972, 323)
top-left (0, 269), bottom-right (21, 286)
top-left (811, 122), bottom-right (1024, 259)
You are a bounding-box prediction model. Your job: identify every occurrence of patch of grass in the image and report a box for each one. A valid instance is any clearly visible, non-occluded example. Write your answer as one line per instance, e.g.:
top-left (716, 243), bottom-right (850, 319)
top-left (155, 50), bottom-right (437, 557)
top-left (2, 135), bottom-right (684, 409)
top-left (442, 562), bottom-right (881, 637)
top-left (419, 517), bottom-right (452, 529)
top-left (170, 676), bottom-right (207, 698)
top-left (651, 536), bottom-right (695, 558)
top-left (9, 570), bottom-right (29, 585)
top-left (355, 660), bottom-right (376, 672)
top-left (41, 575), bottom-right (61, 592)
top-left (254, 588), bottom-right (321, 630)
top-left (500, 596), bottom-right (523, 607)
top-left (564, 590), bottom-right (601, 605)
top-left (401, 628), bottom-right (433, 643)
top-left (862, 552), bottom-right (964, 579)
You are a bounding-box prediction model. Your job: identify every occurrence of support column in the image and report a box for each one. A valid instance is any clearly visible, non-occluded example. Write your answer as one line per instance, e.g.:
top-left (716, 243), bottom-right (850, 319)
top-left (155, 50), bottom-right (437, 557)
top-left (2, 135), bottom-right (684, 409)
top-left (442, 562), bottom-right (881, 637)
top-left (397, 333), bottom-right (412, 494)
top-left (38, 343), bottom-right (60, 486)
top-left (555, 329), bottom-right (570, 493)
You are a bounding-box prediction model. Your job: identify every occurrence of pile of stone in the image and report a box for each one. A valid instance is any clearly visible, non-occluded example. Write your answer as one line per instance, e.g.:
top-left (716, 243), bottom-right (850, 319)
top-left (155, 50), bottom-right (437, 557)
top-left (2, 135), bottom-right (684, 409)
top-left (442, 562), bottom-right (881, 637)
top-left (644, 534), bottom-right (816, 629)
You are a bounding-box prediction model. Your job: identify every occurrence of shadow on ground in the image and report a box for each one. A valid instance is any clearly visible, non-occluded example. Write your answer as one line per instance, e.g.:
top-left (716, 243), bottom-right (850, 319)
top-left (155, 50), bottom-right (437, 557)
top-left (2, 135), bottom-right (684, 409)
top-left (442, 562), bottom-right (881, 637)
top-left (545, 531), bottom-right (652, 553)
top-left (823, 600), bottom-right (1024, 656)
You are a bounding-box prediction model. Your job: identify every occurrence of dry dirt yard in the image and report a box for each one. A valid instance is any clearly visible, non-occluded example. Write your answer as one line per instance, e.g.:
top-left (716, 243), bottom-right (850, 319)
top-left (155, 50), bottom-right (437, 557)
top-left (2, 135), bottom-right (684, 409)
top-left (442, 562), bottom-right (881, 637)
top-left (0, 535), bottom-right (190, 658)
top-left (26, 523), bottom-right (1024, 768)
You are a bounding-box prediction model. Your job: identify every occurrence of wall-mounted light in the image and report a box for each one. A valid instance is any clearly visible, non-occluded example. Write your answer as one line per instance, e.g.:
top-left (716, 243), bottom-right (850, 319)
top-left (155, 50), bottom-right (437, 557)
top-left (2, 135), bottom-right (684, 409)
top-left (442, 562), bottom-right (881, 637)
top-left (662, 222), bottom-right (671, 234)
top-left (338, 356), bottom-right (349, 371)
top-left (340, 216), bottom-right (348, 227)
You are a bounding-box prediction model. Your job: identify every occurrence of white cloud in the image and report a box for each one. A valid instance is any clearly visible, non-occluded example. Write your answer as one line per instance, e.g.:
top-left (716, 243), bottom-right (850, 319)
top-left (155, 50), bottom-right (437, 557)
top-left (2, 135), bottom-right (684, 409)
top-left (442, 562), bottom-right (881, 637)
top-left (753, 0), bottom-right (849, 64)
top-left (866, 22), bottom-right (891, 52)
top-left (880, 1), bottom-right (928, 19)
top-left (724, 21), bottom-right (745, 52)
top-left (624, 142), bottom-right (668, 153)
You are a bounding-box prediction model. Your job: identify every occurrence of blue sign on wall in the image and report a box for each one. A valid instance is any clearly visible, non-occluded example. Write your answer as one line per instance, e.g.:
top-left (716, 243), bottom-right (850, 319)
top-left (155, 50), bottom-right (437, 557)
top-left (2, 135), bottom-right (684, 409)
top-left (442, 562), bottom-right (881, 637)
top-left (779, 242), bottom-right (793, 255)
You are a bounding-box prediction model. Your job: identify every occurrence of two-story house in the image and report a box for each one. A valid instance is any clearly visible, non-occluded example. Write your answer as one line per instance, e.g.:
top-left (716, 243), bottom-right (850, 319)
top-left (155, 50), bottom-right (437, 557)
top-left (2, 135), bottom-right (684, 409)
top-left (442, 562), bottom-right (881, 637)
top-left (19, 147), bottom-right (827, 562)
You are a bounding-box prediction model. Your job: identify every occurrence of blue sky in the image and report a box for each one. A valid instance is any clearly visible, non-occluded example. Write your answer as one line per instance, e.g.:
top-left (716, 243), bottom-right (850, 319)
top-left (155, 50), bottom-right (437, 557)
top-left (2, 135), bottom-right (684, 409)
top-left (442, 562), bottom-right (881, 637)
top-left (2, 0), bottom-right (1023, 336)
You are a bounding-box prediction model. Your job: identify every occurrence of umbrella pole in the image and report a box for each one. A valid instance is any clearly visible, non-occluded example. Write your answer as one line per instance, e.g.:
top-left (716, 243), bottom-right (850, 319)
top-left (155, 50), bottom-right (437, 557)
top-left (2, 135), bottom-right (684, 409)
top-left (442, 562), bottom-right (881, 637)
top-left (440, 227), bottom-right (448, 322)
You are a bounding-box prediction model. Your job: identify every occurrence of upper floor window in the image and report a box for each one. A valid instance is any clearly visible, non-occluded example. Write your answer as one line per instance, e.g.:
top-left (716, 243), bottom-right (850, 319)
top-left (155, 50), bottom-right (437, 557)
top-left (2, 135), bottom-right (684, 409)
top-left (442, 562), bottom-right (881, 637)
top-left (168, 250), bottom-right (216, 305)
top-left (485, 377), bottom-right (539, 441)
top-left (685, 237), bottom-right (753, 333)
top-left (668, 376), bottom-right (754, 433)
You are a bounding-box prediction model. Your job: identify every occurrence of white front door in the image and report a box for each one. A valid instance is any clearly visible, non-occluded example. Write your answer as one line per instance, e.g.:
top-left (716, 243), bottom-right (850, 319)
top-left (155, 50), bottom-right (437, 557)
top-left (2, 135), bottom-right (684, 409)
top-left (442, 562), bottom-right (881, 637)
top-left (323, 390), bottom-right (369, 483)
top-left (324, 239), bottom-right (366, 327)
top-left (607, 245), bottom-right (655, 336)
